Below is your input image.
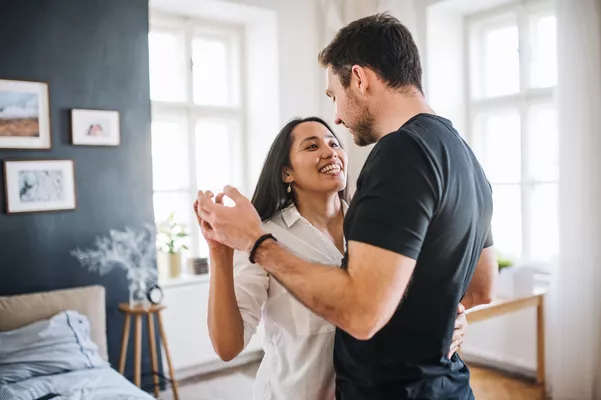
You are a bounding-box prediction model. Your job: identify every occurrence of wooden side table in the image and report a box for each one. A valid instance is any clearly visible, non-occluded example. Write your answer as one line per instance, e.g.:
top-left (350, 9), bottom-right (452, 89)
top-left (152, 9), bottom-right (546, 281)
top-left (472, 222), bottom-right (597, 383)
top-left (465, 293), bottom-right (546, 385)
top-left (118, 303), bottom-right (179, 399)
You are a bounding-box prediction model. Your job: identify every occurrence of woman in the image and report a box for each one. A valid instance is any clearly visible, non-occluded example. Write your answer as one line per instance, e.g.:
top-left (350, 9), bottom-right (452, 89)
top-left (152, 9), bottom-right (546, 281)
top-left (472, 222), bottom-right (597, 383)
top-left (194, 117), bottom-right (467, 400)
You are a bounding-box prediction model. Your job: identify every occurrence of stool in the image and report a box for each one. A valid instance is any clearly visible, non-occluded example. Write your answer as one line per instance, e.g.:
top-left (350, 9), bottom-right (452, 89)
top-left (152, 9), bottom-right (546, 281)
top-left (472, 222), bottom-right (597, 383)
top-left (118, 303), bottom-right (179, 399)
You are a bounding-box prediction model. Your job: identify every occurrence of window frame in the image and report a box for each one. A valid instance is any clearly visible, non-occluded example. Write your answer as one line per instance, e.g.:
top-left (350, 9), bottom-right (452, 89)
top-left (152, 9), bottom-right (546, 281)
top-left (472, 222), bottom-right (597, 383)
top-left (150, 11), bottom-right (247, 259)
top-left (465, 0), bottom-right (557, 266)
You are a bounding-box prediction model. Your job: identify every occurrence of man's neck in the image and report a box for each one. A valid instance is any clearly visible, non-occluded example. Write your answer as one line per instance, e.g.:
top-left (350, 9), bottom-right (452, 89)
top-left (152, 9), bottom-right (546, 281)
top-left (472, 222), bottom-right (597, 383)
top-left (372, 88), bottom-right (435, 141)
top-left (295, 191), bottom-right (342, 231)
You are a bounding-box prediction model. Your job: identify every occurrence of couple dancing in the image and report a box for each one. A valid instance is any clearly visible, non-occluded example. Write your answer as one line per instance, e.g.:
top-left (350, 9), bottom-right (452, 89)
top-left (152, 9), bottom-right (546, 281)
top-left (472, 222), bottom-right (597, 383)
top-left (193, 13), bottom-right (496, 400)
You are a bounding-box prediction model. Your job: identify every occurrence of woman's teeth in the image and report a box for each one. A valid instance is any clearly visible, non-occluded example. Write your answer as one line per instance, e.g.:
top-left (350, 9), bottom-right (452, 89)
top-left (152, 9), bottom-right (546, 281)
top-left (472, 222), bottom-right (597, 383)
top-left (319, 164), bottom-right (342, 174)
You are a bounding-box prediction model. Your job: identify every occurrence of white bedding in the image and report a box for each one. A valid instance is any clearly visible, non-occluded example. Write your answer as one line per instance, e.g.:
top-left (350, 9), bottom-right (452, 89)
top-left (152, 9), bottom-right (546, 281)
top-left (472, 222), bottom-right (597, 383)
top-left (0, 367), bottom-right (155, 400)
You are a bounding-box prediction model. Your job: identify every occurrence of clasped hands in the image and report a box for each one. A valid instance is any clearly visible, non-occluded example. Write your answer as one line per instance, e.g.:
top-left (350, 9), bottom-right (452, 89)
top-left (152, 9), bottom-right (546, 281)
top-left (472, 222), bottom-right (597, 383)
top-left (192, 186), bottom-right (467, 357)
top-left (192, 186), bottom-right (265, 254)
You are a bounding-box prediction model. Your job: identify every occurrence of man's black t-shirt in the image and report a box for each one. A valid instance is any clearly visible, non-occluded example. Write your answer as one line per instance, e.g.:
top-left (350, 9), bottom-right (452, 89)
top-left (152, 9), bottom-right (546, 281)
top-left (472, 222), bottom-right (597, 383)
top-left (335, 113), bottom-right (493, 400)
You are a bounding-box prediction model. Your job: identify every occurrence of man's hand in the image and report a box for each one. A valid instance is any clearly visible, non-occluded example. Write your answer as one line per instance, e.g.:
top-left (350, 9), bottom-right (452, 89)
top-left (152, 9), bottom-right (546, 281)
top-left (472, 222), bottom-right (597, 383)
top-left (448, 303), bottom-right (467, 358)
top-left (196, 186), bottom-right (265, 253)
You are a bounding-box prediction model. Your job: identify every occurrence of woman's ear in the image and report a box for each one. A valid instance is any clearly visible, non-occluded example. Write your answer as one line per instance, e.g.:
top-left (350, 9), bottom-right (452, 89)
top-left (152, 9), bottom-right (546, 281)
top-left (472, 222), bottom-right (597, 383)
top-left (282, 168), bottom-right (293, 184)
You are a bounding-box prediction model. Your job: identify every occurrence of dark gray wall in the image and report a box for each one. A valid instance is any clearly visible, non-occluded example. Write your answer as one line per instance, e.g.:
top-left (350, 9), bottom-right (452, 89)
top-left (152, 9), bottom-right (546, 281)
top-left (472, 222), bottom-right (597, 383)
top-left (0, 0), bottom-right (161, 387)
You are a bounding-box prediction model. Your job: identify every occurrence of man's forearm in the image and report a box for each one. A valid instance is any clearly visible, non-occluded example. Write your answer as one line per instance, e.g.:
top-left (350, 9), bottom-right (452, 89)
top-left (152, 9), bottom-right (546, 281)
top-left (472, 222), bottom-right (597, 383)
top-left (253, 239), bottom-right (360, 332)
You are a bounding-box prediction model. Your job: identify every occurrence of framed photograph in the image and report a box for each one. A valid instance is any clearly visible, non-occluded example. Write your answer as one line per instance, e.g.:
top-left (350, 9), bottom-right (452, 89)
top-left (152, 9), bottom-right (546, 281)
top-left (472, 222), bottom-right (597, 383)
top-left (0, 79), bottom-right (51, 149)
top-left (71, 109), bottom-right (120, 146)
top-left (4, 160), bottom-right (76, 214)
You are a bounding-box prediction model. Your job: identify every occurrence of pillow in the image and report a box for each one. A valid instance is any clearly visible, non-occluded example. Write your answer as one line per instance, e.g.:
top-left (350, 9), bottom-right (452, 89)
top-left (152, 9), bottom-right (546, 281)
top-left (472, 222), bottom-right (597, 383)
top-left (0, 285), bottom-right (108, 361)
top-left (0, 310), bottom-right (109, 386)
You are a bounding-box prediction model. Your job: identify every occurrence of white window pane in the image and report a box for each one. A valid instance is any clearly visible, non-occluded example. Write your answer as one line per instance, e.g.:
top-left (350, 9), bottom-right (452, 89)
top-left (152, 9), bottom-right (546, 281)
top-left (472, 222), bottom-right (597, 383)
top-left (153, 191), bottom-right (191, 225)
top-left (484, 25), bottom-right (520, 97)
top-left (195, 120), bottom-right (241, 190)
top-left (479, 111), bottom-right (521, 183)
top-left (154, 192), bottom-right (192, 256)
top-left (149, 31), bottom-right (186, 102)
top-left (491, 184), bottom-right (522, 259)
top-left (151, 118), bottom-right (189, 191)
top-left (528, 104), bottom-right (558, 181)
top-left (192, 38), bottom-right (230, 106)
top-left (529, 15), bottom-right (557, 89)
top-left (529, 183), bottom-right (559, 262)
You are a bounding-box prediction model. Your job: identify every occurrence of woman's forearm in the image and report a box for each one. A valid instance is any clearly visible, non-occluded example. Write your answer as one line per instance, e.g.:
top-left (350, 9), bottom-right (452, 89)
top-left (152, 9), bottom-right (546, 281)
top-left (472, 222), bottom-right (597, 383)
top-left (207, 249), bottom-right (245, 361)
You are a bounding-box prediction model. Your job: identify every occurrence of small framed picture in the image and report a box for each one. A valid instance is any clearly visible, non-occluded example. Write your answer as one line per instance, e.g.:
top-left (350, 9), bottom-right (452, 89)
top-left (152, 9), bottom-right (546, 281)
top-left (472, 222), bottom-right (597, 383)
top-left (0, 79), bottom-right (51, 149)
top-left (71, 109), bottom-right (120, 146)
top-left (4, 160), bottom-right (76, 214)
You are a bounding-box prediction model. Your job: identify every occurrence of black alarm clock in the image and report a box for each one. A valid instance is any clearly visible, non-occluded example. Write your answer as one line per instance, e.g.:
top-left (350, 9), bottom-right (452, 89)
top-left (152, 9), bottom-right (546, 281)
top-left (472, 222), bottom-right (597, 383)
top-left (147, 283), bottom-right (164, 305)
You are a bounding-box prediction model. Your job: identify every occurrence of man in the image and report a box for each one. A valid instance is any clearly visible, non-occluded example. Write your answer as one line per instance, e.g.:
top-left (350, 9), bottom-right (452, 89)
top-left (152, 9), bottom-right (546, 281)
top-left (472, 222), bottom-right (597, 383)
top-left (197, 13), bottom-right (497, 400)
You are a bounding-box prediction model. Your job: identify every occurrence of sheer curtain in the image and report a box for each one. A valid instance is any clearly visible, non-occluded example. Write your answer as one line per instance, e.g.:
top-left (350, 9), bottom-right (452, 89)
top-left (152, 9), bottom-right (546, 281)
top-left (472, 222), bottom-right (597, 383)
top-left (553, 0), bottom-right (601, 398)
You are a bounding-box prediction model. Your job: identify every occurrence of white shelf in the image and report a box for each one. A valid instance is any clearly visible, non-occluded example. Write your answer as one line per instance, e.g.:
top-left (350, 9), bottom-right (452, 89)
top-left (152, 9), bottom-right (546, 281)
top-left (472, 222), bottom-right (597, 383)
top-left (160, 273), bottom-right (210, 289)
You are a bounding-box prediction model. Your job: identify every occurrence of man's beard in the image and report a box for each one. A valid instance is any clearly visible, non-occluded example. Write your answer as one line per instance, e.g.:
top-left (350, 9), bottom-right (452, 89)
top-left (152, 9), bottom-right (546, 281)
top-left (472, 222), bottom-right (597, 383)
top-left (347, 93), bottom-right (377, 147)
top-left (350, 111), bottom-right (377, 147)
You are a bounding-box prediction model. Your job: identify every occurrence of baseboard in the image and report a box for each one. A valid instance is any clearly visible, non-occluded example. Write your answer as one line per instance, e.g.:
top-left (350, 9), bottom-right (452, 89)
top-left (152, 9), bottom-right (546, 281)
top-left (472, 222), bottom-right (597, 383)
top-left (460, 350), bottom-right (537, 380)
top-left (172, 351), bottom-right (264, 381)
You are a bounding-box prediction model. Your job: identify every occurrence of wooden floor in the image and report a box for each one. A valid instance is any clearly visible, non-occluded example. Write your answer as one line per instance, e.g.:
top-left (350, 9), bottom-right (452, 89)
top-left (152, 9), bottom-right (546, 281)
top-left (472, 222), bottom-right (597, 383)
top-left (161, 362), bottom-right (546, 399)
top-left (471, 366), bottom-right (546, 400)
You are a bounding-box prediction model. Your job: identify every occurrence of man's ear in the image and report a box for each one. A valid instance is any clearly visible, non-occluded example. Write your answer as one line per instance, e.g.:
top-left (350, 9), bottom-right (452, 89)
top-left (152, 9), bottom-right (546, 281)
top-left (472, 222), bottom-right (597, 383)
top-left (351, 65), bottom-right (369, 95)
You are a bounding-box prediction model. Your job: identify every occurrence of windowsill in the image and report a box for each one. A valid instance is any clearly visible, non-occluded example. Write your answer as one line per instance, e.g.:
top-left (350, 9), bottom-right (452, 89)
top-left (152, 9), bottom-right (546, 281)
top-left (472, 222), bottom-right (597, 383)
top-left (160, 273), bottom-right (210, 289)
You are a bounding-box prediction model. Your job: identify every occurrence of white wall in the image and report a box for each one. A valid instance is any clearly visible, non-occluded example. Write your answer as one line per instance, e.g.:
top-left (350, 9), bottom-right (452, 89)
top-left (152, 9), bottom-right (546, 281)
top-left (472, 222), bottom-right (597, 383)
top-left (426, 6), bottom-right (466, 136)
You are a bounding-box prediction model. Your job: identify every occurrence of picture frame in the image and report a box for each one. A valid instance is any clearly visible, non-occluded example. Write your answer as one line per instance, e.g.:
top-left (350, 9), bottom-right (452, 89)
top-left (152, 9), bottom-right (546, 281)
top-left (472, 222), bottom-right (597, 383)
top-left (71, 109), bottom-right (120, 146)
top-left (0, 79), bottom-right (51, 149)
top-left (3, 160), bottom-right (76, 214)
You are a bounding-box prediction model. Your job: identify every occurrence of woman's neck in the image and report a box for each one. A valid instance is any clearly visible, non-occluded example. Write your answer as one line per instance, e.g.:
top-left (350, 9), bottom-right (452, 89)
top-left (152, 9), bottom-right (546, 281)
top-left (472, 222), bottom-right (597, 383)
top-left (294, 191), bottom-right (342, 230)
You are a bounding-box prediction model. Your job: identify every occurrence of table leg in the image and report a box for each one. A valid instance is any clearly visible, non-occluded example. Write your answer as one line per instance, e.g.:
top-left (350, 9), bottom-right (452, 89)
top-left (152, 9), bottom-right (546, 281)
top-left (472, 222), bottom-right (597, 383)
top-left (119, 314), bottom-right (131, 374)
top-left (157, 311), bottom-right (179, 400)
top-left (536, 297), bottom-right (546, 384)
top-left (134, 315), bottom-right (142, 387)
top-left (147, 313), bottom-right (160, 397)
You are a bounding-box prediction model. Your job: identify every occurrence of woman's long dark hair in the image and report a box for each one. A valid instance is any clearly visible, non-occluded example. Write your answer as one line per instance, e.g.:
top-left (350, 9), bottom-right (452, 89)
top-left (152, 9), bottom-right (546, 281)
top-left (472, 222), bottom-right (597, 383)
top-left (251, 117), bottom-right (349, 222)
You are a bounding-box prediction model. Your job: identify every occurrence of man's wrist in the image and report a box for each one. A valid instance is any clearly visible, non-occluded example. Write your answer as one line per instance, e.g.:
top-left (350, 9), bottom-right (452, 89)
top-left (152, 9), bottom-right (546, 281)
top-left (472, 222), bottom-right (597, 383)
top-left (252, 238), bottom-right (278, 267)
top-left (245, 230), bottom-right (267, 254)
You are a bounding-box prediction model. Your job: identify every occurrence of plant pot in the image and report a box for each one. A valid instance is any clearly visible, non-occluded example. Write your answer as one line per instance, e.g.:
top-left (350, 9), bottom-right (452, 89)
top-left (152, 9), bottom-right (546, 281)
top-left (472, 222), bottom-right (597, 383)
top-left (496, 266), bottom-right (516, 298)
top-left (168, 252), bottom-right (182, 278)
top-left (157, 252), bottom-right (182, 280)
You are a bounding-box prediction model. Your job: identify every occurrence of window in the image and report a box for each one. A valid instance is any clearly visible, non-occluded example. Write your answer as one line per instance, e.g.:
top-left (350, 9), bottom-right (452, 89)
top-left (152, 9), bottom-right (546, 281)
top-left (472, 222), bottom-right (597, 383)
top-left (467, 1), bottom-right (558, 266)
top-left (149, 14), bottom-right (245, 260)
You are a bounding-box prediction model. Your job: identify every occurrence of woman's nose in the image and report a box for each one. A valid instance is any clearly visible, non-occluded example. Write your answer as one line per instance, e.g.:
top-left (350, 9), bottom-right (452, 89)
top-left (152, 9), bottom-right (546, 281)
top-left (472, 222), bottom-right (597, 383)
top-left (322, 146), bottom-right (338, 159)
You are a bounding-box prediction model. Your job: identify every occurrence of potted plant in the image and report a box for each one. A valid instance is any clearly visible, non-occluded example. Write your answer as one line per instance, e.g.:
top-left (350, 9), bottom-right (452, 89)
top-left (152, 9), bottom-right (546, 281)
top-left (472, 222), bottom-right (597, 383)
top-left (497, 254), bottom-right (513, 272)
top-left (156, 212), bottom-right (189, 279)
top-left (496, 252), bottom-right (516, 297)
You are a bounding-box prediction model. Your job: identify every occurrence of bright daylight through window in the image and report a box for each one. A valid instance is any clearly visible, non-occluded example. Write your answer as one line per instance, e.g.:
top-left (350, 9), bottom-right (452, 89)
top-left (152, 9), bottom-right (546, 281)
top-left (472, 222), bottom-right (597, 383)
top-left (467, 1), bottom-right (557, 269)
top-left (149, 14), bottom-right (244, 259)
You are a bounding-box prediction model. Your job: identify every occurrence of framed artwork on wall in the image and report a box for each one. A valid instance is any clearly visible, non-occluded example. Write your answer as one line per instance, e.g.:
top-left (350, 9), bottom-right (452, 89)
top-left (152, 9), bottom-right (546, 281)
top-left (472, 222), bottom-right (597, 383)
top-left (71, 109), bottom-right (120, 146)
top-left (4, 160), bottom-right (76, 214)
top-left (0, 79), bottom-right (51, 149)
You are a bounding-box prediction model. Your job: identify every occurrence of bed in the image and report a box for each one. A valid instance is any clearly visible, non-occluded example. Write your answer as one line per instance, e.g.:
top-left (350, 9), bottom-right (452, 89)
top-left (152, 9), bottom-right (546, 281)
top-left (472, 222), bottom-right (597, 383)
top-left (0, 285), bottom-right (155, 400)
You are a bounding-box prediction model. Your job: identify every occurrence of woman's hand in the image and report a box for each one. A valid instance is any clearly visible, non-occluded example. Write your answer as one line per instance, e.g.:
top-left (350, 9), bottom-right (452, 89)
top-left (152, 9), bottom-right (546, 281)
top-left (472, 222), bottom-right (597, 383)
top-left (448, 303), bottom-right (467, 359)
top-left (193, 192), bottom-right (233, 258)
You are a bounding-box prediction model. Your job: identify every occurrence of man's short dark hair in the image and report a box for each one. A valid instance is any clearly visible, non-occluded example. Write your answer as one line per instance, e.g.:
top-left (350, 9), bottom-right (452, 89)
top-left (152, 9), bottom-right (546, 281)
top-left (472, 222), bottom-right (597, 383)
top-left (318, 13), bottom-right (422, 93)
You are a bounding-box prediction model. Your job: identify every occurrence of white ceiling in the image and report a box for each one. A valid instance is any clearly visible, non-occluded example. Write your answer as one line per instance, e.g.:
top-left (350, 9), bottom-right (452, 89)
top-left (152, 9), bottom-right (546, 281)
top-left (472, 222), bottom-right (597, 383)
top-left (427, 0), bottom-right (516, 14)
top-left (149, 0), bottom-right (270, 23)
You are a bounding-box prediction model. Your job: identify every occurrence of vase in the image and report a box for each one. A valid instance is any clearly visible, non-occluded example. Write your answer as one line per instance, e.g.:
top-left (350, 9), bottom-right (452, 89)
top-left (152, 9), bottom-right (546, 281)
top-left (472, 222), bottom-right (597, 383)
top-left (168, 252), bottom-right (182, 278)
top-left (128, 272), bottom-right (151, 309)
